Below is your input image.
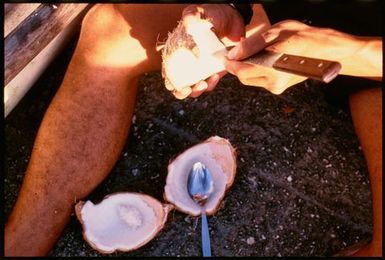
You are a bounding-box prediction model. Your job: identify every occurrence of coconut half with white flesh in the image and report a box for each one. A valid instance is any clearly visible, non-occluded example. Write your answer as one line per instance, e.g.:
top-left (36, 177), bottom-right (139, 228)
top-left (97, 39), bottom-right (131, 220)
top-left (161, 19), bottom-right (228, 91)
top-left (164, 136), bottom-right (237, 216)
top-left (75, 192), bottom-right (173, 254)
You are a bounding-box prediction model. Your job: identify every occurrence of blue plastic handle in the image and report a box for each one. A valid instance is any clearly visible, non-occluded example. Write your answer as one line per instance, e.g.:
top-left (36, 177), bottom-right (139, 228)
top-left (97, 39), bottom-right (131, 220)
top-left (201, 212), bottom-right (211, 257)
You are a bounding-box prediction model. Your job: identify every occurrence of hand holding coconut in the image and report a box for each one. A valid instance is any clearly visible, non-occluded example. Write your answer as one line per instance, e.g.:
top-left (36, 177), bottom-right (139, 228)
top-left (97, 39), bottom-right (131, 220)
top-left (162, 4), bottom-right (246, 99)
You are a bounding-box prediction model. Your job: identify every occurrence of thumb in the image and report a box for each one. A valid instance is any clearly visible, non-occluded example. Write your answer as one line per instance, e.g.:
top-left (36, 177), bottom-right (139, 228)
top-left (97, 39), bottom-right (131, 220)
top-left (227, 31), bottom-right (269, 61)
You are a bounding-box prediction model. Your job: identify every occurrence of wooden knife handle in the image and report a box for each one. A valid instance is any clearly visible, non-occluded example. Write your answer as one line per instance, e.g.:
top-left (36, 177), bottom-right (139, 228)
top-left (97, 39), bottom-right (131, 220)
top-left (273, 54), bottom-right (341, 83)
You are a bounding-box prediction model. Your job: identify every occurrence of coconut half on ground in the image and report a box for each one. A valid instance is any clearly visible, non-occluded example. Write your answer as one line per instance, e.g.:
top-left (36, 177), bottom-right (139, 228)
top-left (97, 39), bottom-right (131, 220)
top-left (164, 136), bottom-right (237, 216)
top-left (75, 192), bottom-right (173, 254)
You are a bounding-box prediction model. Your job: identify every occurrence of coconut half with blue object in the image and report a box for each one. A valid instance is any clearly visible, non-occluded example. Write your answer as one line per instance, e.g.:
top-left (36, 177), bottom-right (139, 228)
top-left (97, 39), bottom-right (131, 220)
top-left (164, 136), bottom-right (237, 216)
top-left (75, 136), bottom-right (236, 253)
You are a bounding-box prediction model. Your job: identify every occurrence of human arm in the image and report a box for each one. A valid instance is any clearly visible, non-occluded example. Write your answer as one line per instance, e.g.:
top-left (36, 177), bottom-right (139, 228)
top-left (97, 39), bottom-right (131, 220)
top-left (225, 19), bottom-right (382, 94)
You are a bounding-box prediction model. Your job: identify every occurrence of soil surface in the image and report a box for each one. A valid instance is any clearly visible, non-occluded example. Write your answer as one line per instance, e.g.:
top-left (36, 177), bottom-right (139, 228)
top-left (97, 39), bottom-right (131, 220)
top-left (4, 2), bottom-right (381, 257)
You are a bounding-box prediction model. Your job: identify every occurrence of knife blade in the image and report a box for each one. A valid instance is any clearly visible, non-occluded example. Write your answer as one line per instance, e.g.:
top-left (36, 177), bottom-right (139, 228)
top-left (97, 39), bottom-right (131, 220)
top-left (241, 49), bottom-right (342, 83)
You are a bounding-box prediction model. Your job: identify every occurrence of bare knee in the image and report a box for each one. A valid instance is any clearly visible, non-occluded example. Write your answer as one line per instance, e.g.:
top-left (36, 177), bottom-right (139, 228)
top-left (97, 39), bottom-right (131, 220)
top-left (80, 4), bottom-right (124, 44)
top-left (74, 4), bottom-right (149, 75)
top-left (76, 4), bottom-right (186, 74)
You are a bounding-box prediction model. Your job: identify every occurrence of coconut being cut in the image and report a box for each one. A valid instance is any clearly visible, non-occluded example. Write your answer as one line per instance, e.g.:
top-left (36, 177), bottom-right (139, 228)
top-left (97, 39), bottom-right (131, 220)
top-left (161, 19), bottom-right (228, 92)
top-left (75, 192), bottom-right (173, 254)
top-left (164, 136), bottom-right (237, 216)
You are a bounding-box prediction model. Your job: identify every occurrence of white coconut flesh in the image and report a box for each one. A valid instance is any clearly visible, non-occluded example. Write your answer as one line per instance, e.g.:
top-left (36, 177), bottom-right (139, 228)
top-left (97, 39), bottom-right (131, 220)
top-left (75, 193), bottom-right (173, 254)
top-left (163, 20), bottom-right (228, 91)
top-left (164, 136), bottom-right (236, 216)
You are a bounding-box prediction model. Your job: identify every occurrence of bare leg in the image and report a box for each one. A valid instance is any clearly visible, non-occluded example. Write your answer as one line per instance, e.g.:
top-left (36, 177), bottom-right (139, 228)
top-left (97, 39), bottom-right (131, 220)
top-left (349, 87), bottom-right (382, 257)
top-left (4, 4), bottom-right (187, 256)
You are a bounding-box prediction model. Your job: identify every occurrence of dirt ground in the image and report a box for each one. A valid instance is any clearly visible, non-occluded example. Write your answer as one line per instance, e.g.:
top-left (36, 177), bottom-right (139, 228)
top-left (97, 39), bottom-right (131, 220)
top-left (4, 1), bottom-right (382, 257)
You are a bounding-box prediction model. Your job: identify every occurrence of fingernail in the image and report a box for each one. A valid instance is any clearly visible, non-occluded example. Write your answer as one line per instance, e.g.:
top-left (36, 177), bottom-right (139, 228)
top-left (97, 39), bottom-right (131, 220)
top-left (261, 31), bottom-right (276, 43)
top-left (196, 82), bottom-right (207, 91)
top-left (227, 47), bottom-right (238, 60)
top-left (181, 86), bottom-right (192, 96)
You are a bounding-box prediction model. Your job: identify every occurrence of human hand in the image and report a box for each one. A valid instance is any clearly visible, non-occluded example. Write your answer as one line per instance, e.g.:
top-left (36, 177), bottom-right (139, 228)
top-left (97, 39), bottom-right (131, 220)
top-left (225, 20), bottom-right (365, 94)
top-left (169, 4), bottom-right (246, 99)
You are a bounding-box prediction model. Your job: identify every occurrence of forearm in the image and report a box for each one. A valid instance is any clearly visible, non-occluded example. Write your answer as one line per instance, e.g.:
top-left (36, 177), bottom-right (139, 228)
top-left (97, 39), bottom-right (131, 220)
top-left (339, 36), bottom-right (382, 79)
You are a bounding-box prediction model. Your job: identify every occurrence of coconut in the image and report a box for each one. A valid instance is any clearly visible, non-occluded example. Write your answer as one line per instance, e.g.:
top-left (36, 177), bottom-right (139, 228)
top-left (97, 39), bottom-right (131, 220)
top-left (164, 136), bottom-right (237, 216)
top-left (75, 192), bottom-right (173, 254)
top-left (161, 19), bottom-right (229, 91)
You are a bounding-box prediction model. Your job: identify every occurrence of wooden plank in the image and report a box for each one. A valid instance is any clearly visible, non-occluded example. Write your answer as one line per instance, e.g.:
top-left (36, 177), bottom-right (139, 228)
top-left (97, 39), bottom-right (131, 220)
top-left (4, 3), bottom-right (42, 37)
top-left (4, 19), bottom-right (78, 118)
top-left (4, 3), bottom-right (90, 86)
top-left (4, 4), bottom-right (92, 117)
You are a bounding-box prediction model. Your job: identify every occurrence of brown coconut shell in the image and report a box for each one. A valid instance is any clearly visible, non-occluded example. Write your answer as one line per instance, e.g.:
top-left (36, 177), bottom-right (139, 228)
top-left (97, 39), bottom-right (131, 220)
top-left (75, 192), bottom-right (174, 254)
top-left (163, 136), bottom-right (237, 216)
